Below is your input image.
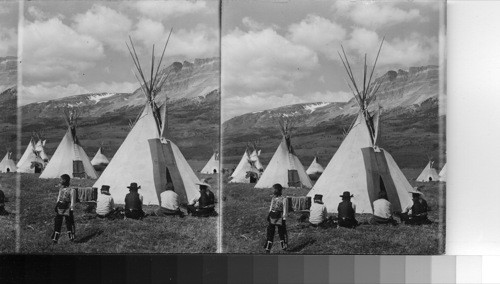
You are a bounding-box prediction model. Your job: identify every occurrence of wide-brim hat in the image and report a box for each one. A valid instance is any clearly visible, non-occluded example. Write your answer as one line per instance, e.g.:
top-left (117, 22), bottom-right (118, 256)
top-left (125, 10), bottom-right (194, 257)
top-left (340, 191), bottom-right (353, 198)
top-left (100, 185), bottom-right (110, 192)
top-left (409, 187), bottom-right (424, 196)
top-left (313, 194), bottom-right (323, 203)
top-left (195, 180), bottom-right (211, 188)
top-left (127, 182), bottom-right (141, 190)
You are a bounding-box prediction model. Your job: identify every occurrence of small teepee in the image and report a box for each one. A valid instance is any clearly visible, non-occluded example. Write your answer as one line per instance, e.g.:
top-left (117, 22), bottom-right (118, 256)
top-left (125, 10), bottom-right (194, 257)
top-left (439, 163), bottom-right (446, 182)
top-left (93, 33), bottom-right (200, 206)
top-left (39, 108), bottom-right (97, 179)
top-left (306, 156), bottom-right (324, 175)
top-left (416, 159), bottom-right (439, 182)
top-left (229, 143), bottom-right (264, 183)
top-left (255, 118), bottom-right (312, 189)
top-left (91, 147), bottom-right (110, 167)
top-left (307, 40), bottom-right (413, 214)
top-left (201, 146), bottom-right (220, 174)
top-left (0, 151), bottom-right (17, 173)
top-left (17, 138), bottom-right (45, 173)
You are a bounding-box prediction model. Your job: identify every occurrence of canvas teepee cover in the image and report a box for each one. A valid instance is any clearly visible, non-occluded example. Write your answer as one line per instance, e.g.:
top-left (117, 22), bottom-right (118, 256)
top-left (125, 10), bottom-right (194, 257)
top-left (0, 152), bottom-right (17, 173)
top-left (306, 156), bottom-right (324, 175)
top-left (229, 145), bottom-right (264, 183)
top-left (255, 119), bottom-right (312, 189)
top-left (201, 150), bottom-right (219, 174)
top-left (40, 109), bottom-right (97, 179)
top-left (35, 140), bottom-right (49, 162)
top-left (17, 138), bottom-right (44, 173)
top-left (307, 41), bottom-right (412, 214)
top-left (93, 34), bottom-right (200, 206)
top-left (91, 148), bottom-right (110, 166)
top-left (439, 163), bottom-right (446, 182)
top-left (416, 160), bottom-right (440, 182)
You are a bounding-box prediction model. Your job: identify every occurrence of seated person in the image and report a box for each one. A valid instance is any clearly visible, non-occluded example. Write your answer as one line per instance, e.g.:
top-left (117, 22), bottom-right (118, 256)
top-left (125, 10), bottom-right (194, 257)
top-left (398, 189), bottom-right (432, 225)
top-left (96, 185), bottom-right (120, 219)
top-left (309, 194), bottom-right (334, 228)
top-left (0, 188), bottom-right (9, 216)
top-left (124, 182), bottom-right (145, 220)
top-left (337, 191), bottom-right (358, 228)
top-left (369, 191), bottom-right (398, 225)
top-left (156, 183), bottom-right (184, 217)
top-left (187, 180), bottom-right (216, 217)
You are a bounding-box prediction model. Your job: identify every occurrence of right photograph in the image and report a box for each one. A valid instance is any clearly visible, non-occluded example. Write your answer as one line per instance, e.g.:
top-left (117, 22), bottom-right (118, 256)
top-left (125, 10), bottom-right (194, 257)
top-left (221, 0), bottom-right (446, 254)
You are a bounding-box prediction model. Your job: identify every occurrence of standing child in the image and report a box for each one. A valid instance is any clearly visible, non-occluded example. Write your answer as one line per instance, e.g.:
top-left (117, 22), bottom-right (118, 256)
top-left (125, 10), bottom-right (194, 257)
top-left (264, 183), bottom-right (288, 253)
top-left (51, 174), bottom-right (76, 243)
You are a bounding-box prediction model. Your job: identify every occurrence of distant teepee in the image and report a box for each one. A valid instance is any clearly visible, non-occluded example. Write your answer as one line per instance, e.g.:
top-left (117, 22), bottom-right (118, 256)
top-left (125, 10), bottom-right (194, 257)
top-left (229, 142), bottom-right (264, 183)
top-left (416, 159), bottom-right (439, 182)
top-left (91, 147), bottom-right (110, 170)
top-left (306, 156), bottom-right (324, 175)
top-left (93, 32), bottom-right (200, 206)
top-left (255, 117), bottom-right (312, 189)
top-left (40, 108), bottom-right (97, 179)
top-left (307, 40), bottom-right (413, 214)
top-left (0, 151), bottom-right (17, 173)
top-left (439, 163), bottom-right (446, 182)
top-left (201, 146), bottom-right (220, 174)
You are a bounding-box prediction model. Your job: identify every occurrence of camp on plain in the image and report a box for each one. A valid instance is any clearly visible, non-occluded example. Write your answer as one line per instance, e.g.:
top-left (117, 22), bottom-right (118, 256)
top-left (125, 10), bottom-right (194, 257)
top-left (221, 0), bottom-right (445, 254)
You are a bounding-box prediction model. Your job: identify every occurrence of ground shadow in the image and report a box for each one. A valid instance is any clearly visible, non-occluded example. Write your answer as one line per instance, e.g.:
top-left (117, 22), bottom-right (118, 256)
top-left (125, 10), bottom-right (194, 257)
top-left (74, 228), bottom-right (103, 243)
top-left (287, 237), bottom-right (316, 252)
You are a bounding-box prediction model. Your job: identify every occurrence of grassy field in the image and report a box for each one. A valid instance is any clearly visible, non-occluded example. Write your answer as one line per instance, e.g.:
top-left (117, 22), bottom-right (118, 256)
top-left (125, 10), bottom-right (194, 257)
top-left (0, 173), bottom-right (17, 253)
top-left (19, 162), bottom-right (218, 254)
top-left (222, 169), bottom-right (445, 254)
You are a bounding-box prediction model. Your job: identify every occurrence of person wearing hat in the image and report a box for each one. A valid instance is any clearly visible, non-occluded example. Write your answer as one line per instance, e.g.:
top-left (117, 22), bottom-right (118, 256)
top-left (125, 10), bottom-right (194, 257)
top-left (51, 174), bottom-right (76, 243)
top-left (96, 185), bottom-right (119, 219)
top-left (156, 183), bottom-right (184, 217)
top-left (369, 191), bottom-right (398, 226)
top-left (187, 179), bottom-right (216, 217)
top-left (264, 183), bottom-right (288, 253)
top-left (309, 194), bottom-right (334, 228)
top-left (398, 188), bottom-right (432, 225)
top-left (124, 182), bottom-right (145, 220)
top-left (337, 191), bottom-right (358, 228)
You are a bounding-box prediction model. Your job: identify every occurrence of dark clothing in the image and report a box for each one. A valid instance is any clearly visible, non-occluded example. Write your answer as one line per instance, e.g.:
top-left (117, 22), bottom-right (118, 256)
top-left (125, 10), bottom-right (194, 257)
top-left (54, 212), bottom-right (75, 235)
top-left (399, 198), bottom-right (431, 225)
top-left (188, 189), bottom-right (216, 217)
top-left (0, 189), bottom-right (5, 204)
top-left (125, 192), bottom-right (143, 211)
top-left (0, 206), bottom-right (9, 216)
top-left (337, 200), bottom-right (358, 228)
top-left (0, 190), bottom-right (8, 215)
top-left (125, 209), bottom-right (145, 220)
top-left (309, 216), bottom-right (336, 228)
top-left (265, 222), bottom-right (288, 251)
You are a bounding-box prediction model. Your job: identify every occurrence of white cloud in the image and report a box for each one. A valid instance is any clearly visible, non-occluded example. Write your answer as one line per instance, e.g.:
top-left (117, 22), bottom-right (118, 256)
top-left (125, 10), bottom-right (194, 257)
top-left (0, 27), bottom-right (17, 56)
top-left (305, 91), bottom-right (351, 103)
top-left (22, 18), bottom-right (104, 83)
top-left (242, 17), bottom-right (267, 31)
top-left (73, 5), bottom-right (132, 53)
top-left (288, 15), bottom-right (346, 60)
top-left (347, 28), bottom-right (438, 67)
top-left (332, 2), bottom-right (422, 28)
top-left (130, 0), bottom-right (215, 19)
top-left (132, 19), bottom-right (218, 59)
top-left (222, 28), bottom-right (318, 91)
top-left (27, 6), bottom-right (49, 21)
top-left (87, 81), bottom-right (137, 94)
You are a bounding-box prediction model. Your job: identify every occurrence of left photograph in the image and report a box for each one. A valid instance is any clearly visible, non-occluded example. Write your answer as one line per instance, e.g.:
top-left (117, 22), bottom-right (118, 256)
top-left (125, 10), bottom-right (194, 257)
top-left (18, 1), bottom-right (220, 253)
top-left (0, 2), bottom-right (19, 253)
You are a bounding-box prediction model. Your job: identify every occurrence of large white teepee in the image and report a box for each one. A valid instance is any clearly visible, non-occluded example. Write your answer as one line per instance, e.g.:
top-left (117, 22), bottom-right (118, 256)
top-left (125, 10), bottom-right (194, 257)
top-left (307, 41), bottom-right (413, 214)
top-left (229, 145), bottom-right (264, 183)
top-left (39, 109), bottom-right (97, 179)
top-left (17, 138), bottom-right (45, 173)
top-left (93, 34), bottom-right (200, 206)
top-left (91, 148), bottom-right (110, 166)
top-left (255, 119), bottom-right (312, 189)
top-left (200, 151), bottom-right (219, 174)
top-left (439, 163), bottom-right (446, 182)
top-left (416, 160), bottom-right (439, 182)
top-left (0, 152), bottom-right (17, 173)
top-left (306, 156), bottom-right (324, 175)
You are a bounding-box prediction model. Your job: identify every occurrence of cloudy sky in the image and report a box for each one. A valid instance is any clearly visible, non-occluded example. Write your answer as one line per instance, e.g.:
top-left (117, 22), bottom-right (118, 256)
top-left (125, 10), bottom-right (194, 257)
top-left (15, 1), bottom-right (219, 105)
top-left (0, 2), bottom-right (18, 57)
top-left (221, 0), bottom-right (444, 121)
